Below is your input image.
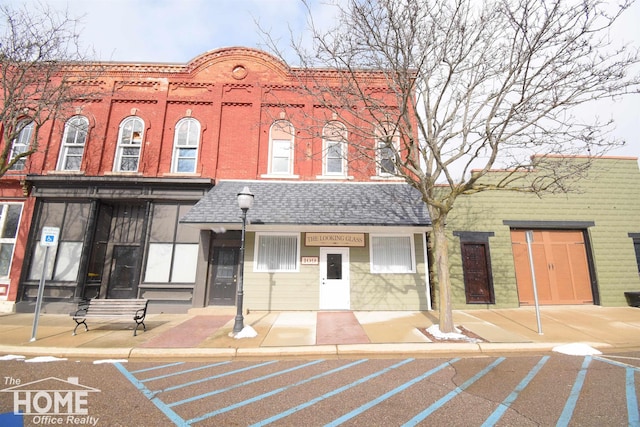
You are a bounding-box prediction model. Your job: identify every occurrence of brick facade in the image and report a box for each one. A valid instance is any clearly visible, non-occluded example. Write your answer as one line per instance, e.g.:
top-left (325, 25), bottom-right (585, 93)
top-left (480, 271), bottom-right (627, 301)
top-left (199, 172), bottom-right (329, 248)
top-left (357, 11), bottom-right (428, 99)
top-left (0, 47), bottom-right (430, 313)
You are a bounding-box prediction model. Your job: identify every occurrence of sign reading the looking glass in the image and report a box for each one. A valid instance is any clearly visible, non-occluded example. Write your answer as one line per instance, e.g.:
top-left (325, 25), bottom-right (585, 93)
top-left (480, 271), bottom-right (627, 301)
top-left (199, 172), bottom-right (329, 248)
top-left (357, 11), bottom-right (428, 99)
top-left (305, 233), bottom-right (365, 247)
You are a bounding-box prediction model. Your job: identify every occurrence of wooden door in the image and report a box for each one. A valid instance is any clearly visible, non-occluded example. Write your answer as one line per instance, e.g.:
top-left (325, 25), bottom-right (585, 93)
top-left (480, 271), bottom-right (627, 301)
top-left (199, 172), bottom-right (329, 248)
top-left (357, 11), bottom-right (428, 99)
top-left (511, 230), bottom-right (593, 305)
top-left (106, 245), bottom-right (140, 299)
top-left (209, 246), bottom-right (239, 305)
top-left (461, 242), bottom-right (495, 303)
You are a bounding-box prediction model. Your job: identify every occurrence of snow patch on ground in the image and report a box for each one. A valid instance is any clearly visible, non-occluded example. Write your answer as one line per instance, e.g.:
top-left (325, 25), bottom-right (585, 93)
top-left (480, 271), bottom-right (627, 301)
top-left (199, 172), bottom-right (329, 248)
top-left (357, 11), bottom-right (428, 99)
top-left (552, 343), bottom-right (602, 356)
top-left (93, 359), bottom-right (128, 364)
top-left (0, 354), bottom-right (25, 361)
top-left (427, 324), bottom-right (482, 343)
top-left (24, 356), bottom-right (68, 363)
top-left (234, 325), bottom-right (258, 339)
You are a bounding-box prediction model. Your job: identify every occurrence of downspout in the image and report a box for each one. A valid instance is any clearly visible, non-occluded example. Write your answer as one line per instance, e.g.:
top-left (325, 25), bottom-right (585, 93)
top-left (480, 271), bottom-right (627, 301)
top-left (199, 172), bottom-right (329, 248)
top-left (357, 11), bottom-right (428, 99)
top-left (422, 231), bottom-right (432, 310)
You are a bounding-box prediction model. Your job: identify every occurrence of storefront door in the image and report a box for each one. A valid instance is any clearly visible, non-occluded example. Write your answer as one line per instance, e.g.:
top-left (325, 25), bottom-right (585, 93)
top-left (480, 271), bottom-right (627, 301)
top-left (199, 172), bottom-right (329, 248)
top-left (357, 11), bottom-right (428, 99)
top-left (209, 246), bottom-right (239, 305)
top-left (319, 247), bottom-right (350, 310)
top-left (511, 229), bottom-right (593, 305)
top-left (106, 245), bottom-right (141, 299)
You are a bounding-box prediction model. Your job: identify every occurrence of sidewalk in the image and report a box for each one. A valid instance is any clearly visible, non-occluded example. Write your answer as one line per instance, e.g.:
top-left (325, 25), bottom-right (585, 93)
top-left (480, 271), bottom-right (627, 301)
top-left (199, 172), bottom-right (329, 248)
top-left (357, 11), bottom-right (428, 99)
top-left (0, 305), bottom-right (639, 360)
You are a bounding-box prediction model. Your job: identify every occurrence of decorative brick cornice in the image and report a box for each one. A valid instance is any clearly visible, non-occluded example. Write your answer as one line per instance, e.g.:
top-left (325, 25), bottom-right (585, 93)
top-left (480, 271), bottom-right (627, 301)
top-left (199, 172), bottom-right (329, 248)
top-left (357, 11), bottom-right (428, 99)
top-left (221, 102), bottom-right (252, 107)
top-left (166, 100), bottom-right (213, 105)
top-left (112, 99), bottom-right (158, 104)
top-left (261, 103), bottom-right (305, 108)
top-left (169, 82), bottom-right (215, 90)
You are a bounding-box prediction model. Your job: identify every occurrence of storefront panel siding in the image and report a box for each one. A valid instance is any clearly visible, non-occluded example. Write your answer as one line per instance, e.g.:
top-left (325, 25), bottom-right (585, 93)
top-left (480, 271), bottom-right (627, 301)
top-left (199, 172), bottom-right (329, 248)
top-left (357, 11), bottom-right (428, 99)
top-left (240, 233), bottom-right (430, 311)
top-left (242, 234), bottom-right (318, 311)
top-left (446, 157), bottom-right (640, 308)
top-left (349, 235), bottom-right (428, 311)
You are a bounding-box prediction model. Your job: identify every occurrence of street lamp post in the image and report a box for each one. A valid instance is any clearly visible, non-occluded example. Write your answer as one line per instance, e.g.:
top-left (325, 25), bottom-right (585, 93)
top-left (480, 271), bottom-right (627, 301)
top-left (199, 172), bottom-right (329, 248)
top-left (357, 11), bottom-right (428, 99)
top-left (233, 186), bottom-right (254, 335)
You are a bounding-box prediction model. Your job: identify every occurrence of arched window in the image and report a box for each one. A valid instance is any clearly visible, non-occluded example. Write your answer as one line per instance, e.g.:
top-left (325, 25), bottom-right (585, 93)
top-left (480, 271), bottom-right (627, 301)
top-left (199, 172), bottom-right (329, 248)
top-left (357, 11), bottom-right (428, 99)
top-left (268, 120), bottom-right (294, 175)
top-left (322, 121), bottom-right (347, 176)
top-left (376, 123), bottom-right (399, 176)
top-left (9, 120), bottom-right (34, 170)
top-left (171, 118), bottom-right (200, 173)
top-left (114, 116), bottom-right (144, 172)
top-left (57, 115), bottom-right (89, 171)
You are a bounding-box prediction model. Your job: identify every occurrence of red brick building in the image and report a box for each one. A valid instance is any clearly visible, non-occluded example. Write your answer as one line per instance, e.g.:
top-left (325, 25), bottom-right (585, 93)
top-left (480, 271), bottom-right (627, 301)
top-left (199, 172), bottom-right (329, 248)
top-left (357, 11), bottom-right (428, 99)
top-left (0, 48), bottom-right (431, 314)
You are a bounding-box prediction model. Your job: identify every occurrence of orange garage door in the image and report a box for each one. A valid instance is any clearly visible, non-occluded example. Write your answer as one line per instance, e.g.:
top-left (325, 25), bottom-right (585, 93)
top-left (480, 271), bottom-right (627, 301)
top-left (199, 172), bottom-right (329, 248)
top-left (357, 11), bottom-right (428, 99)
top-left (511, 230), bottom-right (593, 305)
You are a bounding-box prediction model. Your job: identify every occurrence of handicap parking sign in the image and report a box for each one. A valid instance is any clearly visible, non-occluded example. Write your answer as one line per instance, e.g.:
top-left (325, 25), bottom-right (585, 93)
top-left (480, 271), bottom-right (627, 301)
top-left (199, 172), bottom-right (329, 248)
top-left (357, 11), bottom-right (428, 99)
top-left (40, 226), bottom-right (60, 247)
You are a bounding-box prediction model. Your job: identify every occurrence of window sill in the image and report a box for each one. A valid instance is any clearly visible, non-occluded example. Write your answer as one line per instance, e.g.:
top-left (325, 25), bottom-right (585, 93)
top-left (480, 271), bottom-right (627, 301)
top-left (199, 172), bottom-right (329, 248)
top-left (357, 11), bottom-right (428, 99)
top-left (315, 175), bottom-right (354, 180)
top-left (104, 171), bottom-right (143, 176)
top-left (3, 171), bottom-right (27, 177)
top-left (370, 175), bottom-right (403, 181)
top-left (47, 170), bottom-right (85, 175)
top-left (162, 172), bottom-right (201, 177)
top-left (370, 270), bottom-right (416, 274)
top-left (260, 174), bottom-right (300, 179)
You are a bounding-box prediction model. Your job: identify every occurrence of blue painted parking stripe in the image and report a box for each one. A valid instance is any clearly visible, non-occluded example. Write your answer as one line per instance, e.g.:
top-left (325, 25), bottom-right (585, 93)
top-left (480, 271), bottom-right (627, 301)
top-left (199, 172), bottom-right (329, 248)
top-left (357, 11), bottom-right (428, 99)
top-left (161, 360), bottom-right (277, 394)
top-left (186, 359), bottom-right (368, 425)
top-left (114, 362), bottom-right (188, 426)
top-left (402, 357), bottom-right (506, 427)
top-left (481, 356), bottom-right (549, 427)
top-left (626, 368), bottom-right (640, 426)
top-left (141, 361), bottom-right (231, 382)
top-left (130, 361), bottom-right (185, 374)
top-left (252, 358), bottom-right (415, 426)
top-left (168, 359), bottom-right (324, 407)
top-left (114, 362), bottom-right (157, 399)
top-left (557, 356), bottom-right (591, 427)
top-left (594, 355), bottom-right (640, 425)
top-left (594, 355), bottom-right (640, 372)
top-left (325, 358), bottom-right (458, 427)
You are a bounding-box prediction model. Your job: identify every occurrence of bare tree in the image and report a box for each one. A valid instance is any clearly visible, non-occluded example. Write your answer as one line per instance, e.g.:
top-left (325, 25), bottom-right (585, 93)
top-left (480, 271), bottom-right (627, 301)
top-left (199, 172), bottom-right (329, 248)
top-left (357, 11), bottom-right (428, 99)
top-left (267, 0), bottom-right (640, 332)
top-left (0, 2), bottom-right (96, 177)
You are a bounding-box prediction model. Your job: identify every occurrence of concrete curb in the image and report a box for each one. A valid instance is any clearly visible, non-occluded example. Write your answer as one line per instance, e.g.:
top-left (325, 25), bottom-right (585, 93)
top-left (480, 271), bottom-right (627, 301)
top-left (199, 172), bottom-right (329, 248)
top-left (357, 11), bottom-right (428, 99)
top-left (0, 345), bottom-right (133, 359)
top-left (129, 347), bottom-right (237, 359)
top-left (0, 341), bottom-right (611, 360)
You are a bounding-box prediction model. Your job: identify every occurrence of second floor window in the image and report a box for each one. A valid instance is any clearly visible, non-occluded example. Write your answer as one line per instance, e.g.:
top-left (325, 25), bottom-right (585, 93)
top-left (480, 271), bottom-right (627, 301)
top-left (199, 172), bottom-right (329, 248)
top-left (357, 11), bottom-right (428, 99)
top-left (376, 124), bottom-right (399, 176)
top-left (269, 120), bottom-right (294, 175)
top-left (171, 118), bottom-right (200, 173)
top-left (0, 203), bottom-right (22, 279)
top-left (114, 116), bottom-right (144, 172)
top-left (57, 115), bottom-right (89, 171)
top-left (9, 120), bottom-right (34, 171)
top-left (323, 121), bottom-right (347, 176)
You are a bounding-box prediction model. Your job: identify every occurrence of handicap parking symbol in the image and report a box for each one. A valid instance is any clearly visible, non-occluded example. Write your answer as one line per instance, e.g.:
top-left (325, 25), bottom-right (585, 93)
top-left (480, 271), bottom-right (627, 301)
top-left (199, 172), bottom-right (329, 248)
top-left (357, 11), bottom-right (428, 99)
top-left (40, 227), bottom-right (59, 246)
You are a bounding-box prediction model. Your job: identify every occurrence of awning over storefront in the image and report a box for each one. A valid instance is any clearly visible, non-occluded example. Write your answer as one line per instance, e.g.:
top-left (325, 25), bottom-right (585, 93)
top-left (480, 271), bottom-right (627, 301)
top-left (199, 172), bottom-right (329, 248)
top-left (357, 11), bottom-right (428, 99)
top-left (180, 180), bottom-right (431, 229)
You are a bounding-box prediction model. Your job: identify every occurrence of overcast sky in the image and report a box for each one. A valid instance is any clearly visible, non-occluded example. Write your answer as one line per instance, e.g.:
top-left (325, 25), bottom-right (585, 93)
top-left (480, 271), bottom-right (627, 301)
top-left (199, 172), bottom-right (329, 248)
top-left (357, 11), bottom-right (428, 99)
top-left (7, 0), bottom-right (639, 161)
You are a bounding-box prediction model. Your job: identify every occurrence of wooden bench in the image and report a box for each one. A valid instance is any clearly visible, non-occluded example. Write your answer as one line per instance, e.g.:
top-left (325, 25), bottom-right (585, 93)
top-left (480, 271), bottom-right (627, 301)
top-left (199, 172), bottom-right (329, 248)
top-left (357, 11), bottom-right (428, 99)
top-left (71, 299), bottom-right (149, 336)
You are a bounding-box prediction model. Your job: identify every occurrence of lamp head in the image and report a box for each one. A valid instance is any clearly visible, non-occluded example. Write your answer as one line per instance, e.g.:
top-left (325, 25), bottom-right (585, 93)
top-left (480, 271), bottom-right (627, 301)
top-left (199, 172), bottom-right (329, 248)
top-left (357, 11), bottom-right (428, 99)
top-left (237, 186), bottom-right (254, 211)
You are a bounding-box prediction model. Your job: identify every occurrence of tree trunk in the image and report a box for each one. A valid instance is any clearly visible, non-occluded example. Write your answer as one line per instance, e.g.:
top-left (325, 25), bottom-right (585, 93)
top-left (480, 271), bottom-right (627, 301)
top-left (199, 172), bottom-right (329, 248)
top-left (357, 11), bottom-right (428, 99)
top-left (431, 215), bottom-right (455, 333)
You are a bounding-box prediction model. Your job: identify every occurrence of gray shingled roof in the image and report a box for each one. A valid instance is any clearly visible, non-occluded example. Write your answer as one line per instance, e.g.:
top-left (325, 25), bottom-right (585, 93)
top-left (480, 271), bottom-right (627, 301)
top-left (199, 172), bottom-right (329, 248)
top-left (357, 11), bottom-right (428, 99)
top-left (180, 180), bottom-right (431, 227)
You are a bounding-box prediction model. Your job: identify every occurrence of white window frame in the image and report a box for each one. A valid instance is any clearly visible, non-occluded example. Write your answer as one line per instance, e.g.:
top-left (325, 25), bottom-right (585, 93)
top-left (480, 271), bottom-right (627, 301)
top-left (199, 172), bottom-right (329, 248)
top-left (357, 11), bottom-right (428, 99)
top-left (322, 121), bottom-right (347, 177)
top-left (369, 234), bottom-right (416, 273)
top-left (113, 116), bottom-right (144, 172)
top-left (171, 117), bottom-right (201, 173)
top-left (9, 120), bottom-right (34, 170)
top-left (267, 120), bottom-right (295, 176)
top-left (254, 232), bottom-right (300, 272)
top-left (57, 115), bottom-right (89, 171)
top-left (0, 203), bottom-right (23, 282)
top-left (376, 124), bottom-right (399, 177)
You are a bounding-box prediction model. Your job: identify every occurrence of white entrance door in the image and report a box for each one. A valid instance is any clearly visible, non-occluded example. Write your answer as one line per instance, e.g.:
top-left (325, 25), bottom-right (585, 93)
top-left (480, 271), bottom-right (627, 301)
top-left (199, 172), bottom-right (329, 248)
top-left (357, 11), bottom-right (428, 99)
top-left (319, 247), bottom-right (350, 310)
